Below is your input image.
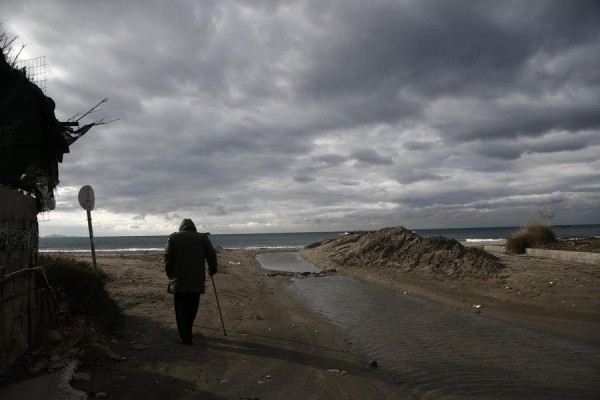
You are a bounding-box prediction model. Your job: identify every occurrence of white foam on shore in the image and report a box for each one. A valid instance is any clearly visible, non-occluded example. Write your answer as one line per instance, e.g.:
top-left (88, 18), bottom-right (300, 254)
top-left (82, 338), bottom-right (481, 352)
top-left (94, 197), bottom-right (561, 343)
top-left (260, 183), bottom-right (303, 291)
top-left (39, 245), bottom-right (303, 253)
top-left (464, 238), bottom-right (506, 243)
top-left (39, 248), bottom-right (165, 253)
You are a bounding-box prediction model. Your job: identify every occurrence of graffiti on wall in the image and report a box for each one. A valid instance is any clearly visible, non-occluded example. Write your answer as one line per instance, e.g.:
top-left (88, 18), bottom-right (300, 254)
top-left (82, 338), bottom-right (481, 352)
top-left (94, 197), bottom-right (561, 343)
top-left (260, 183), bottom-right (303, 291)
top-left (0, 229), bottom-right (32, 253)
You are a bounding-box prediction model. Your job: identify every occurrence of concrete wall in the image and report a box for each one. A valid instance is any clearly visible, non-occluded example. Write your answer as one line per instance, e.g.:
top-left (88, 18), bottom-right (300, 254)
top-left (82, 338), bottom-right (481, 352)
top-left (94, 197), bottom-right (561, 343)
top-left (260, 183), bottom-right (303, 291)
top-left (525, 248), bottom-right (600, 265)
top-left (0, 187), bottom-right (39, 273)
top-left (483, 244), bottom-right (600, 266)
top-left (0, 187), bottom-right (53, 375)
top-left (0, 271), bottom-right (55, 375)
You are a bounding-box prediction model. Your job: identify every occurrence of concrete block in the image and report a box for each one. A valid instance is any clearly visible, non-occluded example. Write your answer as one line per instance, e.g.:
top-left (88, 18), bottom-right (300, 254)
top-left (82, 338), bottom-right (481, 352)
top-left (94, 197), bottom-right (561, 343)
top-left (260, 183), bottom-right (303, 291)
top-left (525, 248), bottom-right (600, 265)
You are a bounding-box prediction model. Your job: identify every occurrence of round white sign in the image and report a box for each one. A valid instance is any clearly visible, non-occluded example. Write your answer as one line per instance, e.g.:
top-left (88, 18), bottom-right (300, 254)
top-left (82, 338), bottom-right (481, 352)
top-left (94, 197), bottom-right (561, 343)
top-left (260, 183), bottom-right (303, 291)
top-left (78, 185), bottom-right (95, 211)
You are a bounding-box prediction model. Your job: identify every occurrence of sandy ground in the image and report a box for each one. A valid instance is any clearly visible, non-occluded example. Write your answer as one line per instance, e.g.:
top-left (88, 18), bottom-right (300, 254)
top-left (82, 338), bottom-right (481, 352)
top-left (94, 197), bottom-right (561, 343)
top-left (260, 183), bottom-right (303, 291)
top-left (3, 246), bottom-right (599, 399)
top-left (56, 249), bottom-right (407, 399)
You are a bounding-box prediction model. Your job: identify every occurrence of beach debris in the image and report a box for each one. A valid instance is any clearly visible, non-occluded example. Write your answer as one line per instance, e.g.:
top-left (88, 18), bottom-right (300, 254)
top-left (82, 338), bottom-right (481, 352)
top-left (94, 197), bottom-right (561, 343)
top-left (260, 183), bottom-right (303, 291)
top-left (257, 380), bottom-right (266, 384)
top-left (228, 261), bottom-right (241, 265)
top-left (473, 304), bottom-right (483, 309)
top-left (265, 374), bottom-right (273, 379)
top-left (368, 360), bottom-right (378, 369)
top-left (326, 368), bottom-right (349, 375)
top-left (264, 270), bottom-right (337, 278)
top-left (94, 392), bottom-right (108, 398)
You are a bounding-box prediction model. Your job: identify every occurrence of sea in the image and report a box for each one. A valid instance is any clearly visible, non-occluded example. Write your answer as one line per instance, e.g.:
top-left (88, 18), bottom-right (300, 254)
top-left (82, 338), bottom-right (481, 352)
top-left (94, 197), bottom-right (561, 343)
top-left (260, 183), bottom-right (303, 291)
top-left (38, 224), bottom-right (600, 252)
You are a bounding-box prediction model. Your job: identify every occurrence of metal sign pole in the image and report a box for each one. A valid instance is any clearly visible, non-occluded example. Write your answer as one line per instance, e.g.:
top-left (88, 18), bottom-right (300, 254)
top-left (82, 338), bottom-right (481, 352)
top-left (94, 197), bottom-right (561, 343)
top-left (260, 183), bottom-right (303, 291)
top-left (79, 185), bottom-right (97, 273)
top-left (86, 209), bottom-right (97, 273)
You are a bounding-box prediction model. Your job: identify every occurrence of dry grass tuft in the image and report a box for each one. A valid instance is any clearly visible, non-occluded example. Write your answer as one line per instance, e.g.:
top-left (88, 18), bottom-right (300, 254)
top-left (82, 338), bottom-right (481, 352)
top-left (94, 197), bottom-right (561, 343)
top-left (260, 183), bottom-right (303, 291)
top-left (506, 224), bottom-right (557, 254)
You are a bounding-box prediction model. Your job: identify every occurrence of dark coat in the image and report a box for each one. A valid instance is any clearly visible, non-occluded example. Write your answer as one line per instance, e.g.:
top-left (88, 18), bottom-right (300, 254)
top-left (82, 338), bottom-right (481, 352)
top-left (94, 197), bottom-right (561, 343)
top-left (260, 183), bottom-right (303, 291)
top-left (164, 219), bottom-right (218, 294)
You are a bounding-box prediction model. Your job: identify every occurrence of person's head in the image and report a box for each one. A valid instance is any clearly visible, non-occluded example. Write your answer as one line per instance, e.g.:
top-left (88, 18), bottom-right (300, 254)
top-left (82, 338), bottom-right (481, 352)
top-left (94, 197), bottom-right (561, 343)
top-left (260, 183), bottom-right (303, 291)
top-left (179, 219), bottom-right (197, 232)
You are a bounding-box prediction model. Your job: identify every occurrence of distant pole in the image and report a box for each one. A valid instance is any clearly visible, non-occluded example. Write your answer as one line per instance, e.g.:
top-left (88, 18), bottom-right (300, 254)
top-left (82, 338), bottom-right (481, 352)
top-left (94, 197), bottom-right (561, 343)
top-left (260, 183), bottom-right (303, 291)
top-left (79, 185), bottom-right (97, 272)
top-left (86, 209), bottom-right (97, 273)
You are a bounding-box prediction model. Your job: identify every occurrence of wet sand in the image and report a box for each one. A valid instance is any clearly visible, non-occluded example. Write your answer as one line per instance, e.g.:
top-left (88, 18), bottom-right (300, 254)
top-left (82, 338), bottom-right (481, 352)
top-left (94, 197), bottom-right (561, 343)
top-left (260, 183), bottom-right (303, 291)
top-left (13, 248), bottom-right (600, 399)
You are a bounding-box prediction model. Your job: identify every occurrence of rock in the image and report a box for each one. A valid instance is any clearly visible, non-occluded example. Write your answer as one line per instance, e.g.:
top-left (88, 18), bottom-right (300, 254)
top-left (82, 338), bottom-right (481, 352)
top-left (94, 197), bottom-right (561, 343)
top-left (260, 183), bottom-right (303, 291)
top-left (48, 362), bottom-right (66, 371)
top-left (50, 355), bottom-right (61, 362)
top-left (265, 374), bottom-right (273, 379)
top-left (368, 360), bottom-right (378, 368)
top-left (47, 329), bottom-right (64, 345)
top-left (99, 345), bottom-right (126, 361)
top-left (72, 372), bottom-right (92, 381)
top-left (129, 343), bottom-right (152, 351)
top-left (94, 392), bottom-right (107, 398)
top-left (326, 369), bottom-right (341, 373)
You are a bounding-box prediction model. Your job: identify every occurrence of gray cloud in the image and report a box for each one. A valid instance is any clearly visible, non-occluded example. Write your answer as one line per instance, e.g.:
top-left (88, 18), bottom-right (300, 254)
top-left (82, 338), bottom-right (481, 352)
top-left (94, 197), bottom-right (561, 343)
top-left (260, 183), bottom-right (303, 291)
top-left (2, 0), bottom-right (599, 235)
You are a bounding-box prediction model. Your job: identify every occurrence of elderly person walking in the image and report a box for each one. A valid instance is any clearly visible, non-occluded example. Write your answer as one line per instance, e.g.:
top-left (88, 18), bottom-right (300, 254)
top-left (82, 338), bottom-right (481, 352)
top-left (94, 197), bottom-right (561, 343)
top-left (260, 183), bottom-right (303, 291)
top-left (164, 219), bottom-right (218, 345)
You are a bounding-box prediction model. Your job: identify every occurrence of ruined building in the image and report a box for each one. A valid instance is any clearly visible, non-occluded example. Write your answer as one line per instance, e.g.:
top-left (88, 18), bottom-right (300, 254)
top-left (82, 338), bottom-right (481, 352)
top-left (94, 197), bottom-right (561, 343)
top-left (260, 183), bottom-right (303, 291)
top-left (0, 45), bottom-right (96, 374)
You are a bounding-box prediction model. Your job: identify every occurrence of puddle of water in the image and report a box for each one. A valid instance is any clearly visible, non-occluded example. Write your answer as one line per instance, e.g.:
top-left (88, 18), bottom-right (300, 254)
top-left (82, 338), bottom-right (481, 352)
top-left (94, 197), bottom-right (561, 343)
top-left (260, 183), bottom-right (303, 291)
top-left (288, 274), bottom-right (600, 400)
top-left (256, 252), bottom-right (320, 273)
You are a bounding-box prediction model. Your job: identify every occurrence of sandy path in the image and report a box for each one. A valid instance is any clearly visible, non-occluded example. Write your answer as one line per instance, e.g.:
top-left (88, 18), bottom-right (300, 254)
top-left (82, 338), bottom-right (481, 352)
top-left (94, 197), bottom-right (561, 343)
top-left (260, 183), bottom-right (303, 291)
top-left (64, 249), bottom-right (407, 399)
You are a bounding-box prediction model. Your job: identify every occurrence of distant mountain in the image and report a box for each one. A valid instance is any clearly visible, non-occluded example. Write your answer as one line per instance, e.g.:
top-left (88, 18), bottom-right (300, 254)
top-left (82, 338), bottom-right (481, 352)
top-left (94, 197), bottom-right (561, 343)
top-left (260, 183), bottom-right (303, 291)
top-left (43, 234), bottom-right (70, 238)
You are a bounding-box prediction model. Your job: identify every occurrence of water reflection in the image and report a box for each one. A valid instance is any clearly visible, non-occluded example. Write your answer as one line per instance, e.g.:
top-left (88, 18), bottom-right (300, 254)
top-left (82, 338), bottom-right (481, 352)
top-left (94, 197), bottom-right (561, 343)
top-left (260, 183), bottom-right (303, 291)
top-left (256, 252), bottom-right (320, 273)
top-left (289, 275), bottom-right (600, 399)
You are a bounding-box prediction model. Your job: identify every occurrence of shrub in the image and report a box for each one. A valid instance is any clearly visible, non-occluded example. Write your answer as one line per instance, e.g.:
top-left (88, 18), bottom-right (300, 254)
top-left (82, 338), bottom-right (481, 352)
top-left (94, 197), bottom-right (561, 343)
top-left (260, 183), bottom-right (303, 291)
top-left (39, 254), bottom-right (123, 331)
top-left (506, 223), bottom-right (557, 254)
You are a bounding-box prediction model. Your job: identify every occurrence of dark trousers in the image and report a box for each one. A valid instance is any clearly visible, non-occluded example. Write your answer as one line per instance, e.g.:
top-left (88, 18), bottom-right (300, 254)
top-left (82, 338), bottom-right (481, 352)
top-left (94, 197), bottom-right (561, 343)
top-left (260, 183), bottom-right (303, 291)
top-left (173, 293), bottom-right (201, 343)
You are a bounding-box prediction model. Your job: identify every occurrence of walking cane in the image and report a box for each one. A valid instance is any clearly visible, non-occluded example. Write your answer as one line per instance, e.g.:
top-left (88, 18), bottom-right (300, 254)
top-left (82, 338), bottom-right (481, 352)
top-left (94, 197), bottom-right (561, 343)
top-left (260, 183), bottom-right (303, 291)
top-left (210, 275), bottom-right (227, 336)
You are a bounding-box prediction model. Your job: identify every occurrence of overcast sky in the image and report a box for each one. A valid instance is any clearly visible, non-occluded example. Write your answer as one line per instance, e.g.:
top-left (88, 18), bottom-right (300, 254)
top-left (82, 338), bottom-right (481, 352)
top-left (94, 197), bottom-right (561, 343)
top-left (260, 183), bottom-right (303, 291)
top-left (3, 0), bottom-right (599, 236)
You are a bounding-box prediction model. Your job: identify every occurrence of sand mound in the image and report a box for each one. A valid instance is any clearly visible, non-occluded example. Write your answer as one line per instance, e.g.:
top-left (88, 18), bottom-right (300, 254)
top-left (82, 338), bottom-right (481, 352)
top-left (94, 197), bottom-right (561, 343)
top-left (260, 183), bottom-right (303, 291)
top-left (303, 227), bottom-right (502, 279)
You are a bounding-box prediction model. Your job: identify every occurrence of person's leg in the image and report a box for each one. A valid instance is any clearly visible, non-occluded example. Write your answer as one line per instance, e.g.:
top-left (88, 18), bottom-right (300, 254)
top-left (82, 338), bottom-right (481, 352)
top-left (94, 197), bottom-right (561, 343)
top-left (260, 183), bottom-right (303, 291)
top-left (187, 293), bottom-right (201, 340)
top-left (173, 293), bottom-right (190, 344)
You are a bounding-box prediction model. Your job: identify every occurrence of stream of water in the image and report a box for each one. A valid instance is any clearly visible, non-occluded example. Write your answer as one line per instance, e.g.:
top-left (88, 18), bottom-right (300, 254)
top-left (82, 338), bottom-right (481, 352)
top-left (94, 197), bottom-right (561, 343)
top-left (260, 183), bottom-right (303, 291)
top-left (257, 252), bottom-right (600, 399)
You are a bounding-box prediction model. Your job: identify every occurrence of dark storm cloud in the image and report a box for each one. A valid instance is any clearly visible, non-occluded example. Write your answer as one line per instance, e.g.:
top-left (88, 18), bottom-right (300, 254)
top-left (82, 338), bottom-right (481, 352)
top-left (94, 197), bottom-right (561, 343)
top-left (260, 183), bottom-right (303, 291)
top-left (2, 0), bottom-right (599, 234)
top-left (299, 0), bottom-right (600, 140)
top-left (350, 149), bottom-right (393, 166)
top-left (402, 141), bottom-right (435, 152)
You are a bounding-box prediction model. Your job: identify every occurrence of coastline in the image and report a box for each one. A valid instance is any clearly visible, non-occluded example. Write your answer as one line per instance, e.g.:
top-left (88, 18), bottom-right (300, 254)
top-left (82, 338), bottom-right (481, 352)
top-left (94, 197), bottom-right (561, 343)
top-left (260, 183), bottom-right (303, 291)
top-left (4, 246), bottom-right (599, 399)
